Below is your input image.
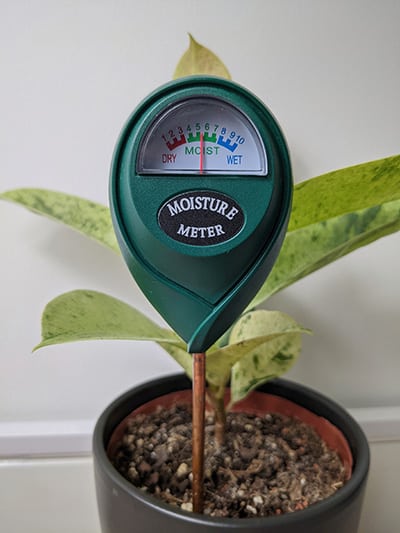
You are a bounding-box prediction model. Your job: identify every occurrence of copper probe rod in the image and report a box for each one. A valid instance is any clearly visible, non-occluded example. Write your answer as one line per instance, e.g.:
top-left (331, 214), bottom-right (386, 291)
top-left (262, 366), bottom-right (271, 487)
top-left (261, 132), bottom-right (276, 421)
top-left (192, 351), bottom-right (206, 513)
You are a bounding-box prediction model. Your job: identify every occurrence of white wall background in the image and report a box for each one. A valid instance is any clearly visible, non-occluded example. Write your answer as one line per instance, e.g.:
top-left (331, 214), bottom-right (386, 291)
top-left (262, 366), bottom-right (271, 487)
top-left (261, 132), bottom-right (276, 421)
top-left (1, 0), bottom-right (399, 427)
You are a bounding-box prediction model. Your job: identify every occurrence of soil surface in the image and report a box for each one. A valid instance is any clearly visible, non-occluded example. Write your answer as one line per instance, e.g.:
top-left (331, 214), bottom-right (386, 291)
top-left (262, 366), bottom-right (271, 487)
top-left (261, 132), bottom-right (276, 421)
top-left (112, 404), bottom-right (347, 518)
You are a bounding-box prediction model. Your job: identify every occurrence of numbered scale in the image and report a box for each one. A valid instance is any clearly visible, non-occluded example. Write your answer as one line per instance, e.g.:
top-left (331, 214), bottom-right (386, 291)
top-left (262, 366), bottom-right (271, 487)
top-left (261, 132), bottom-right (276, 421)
top-left (110, 76), bottom-right (292, 353)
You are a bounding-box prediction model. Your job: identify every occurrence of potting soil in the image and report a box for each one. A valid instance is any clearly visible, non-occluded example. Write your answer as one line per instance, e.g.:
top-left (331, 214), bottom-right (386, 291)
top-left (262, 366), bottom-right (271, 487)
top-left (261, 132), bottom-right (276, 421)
top-left (112, 404), bottom-right (347, 518)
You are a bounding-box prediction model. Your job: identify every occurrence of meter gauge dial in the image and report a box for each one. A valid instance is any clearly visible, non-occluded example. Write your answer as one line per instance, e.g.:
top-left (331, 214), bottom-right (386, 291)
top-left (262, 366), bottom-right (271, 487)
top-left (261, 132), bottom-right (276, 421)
top-left (137, 97), bottom-right (268, 176)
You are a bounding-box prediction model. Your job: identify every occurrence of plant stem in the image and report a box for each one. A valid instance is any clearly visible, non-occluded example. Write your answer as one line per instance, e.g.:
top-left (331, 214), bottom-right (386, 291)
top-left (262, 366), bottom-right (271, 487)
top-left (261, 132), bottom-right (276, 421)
top-left (214, 396), bottom-right (226, 447)
top-left (207, 389), bottom-right (226, 447)
top-left (192, 352), bottom-right (206, 514)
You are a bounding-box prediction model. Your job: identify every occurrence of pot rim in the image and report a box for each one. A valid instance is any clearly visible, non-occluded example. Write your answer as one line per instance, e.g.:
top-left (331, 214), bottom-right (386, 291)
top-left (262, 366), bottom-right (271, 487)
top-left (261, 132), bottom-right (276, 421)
top-left (93, 374), bottom-right (370, 528)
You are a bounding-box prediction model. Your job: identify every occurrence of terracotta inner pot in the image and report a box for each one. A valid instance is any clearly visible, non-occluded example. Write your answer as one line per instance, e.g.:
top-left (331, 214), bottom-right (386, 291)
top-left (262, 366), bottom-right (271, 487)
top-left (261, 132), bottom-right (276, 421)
top-left (107, 389), bottom-right (353, 480)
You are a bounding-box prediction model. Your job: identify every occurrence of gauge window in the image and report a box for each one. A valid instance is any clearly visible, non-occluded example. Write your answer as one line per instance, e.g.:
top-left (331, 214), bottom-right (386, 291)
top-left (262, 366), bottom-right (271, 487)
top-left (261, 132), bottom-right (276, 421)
top-left (137, 97), bottom-right (267, 175)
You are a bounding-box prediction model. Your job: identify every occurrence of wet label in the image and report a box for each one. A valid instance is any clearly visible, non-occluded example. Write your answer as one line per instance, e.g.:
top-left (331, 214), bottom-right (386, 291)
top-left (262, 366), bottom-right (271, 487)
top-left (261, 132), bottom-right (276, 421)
top-left (158, 190), bottom-right (244, 246)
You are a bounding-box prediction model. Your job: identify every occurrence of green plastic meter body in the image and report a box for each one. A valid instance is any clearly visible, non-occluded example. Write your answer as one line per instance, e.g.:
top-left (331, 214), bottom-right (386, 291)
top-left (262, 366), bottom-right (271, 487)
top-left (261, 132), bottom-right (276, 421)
top-left (110, 76), bottom-right (292, 353)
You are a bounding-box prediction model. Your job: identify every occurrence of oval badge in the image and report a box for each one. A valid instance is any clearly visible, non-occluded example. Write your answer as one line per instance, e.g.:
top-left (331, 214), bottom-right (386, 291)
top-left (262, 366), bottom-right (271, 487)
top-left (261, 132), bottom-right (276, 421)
top-left (158, 190), bottom-right (245, 246)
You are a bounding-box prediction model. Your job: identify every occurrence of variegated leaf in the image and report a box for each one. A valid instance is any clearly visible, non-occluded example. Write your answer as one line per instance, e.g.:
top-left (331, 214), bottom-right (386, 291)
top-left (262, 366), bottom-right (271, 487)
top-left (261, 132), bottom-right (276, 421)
top-left (289, 155), bottom-right (400, 231)
top-left (205, 310), bottom-right (310, 401)
top-left (250, 155), bottom-right (400, 308)
top-left (35, 290), bottom-right (185, 350)
top-left (159, 342), bottom-right (193, 379)
top-left (0, 188), bottom-right (119, 253)
top-left (228, 310), bottom-right (308, 405)
top-left (250, 198), bottom-right (400, 307)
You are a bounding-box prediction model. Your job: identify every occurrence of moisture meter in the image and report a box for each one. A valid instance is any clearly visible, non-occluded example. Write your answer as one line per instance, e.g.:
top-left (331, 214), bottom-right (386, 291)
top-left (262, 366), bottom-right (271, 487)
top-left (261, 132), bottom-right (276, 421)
top-left (110, 76), bottom-right (292, 352)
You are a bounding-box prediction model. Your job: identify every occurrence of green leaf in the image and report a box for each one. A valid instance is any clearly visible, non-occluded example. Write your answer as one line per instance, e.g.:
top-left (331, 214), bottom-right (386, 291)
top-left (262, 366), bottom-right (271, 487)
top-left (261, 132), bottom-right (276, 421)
top-left (230, 336), bottom-right (301, 406)
top-left (228, 310), bottom-right (308, 406)
top-left (35, 289), bottom-right (185, 349)
top-left (251, 155), bottom-right (400, 307)
top-left (251, 198), bottom-right (400, 306)
top-left (289, 155), bottom-right (400, 231)
top-left (173, 34), bottom-right (231, 80)
top-left (159, 343), bottom-right (193, 380)
top-left (205, 310), bottom-right (310, 402)
top-left (0, 188), bottom-right (120, 253)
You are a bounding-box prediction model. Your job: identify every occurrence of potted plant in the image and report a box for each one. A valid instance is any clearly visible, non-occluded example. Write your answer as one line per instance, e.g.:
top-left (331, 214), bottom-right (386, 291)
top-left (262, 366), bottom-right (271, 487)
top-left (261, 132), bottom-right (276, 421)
top-left (1, 35), bottom-right (399, 532)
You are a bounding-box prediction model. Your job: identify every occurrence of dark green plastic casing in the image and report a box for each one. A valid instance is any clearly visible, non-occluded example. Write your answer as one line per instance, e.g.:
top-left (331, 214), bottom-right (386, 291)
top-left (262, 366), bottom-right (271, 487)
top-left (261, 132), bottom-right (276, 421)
top-left (110, 77), bottom-right (292, 352)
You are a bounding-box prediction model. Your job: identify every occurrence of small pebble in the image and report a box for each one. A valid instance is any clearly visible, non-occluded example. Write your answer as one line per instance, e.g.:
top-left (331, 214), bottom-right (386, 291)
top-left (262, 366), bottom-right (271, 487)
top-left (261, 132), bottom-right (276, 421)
top-left (181, 502), bottom-right (193, 512)
top-left (127, 466), bottom-right (138, 481)
top-left (176, 462), bottom-right (189, 479)
top-left (223, 456), bottom-right (232, 466)
top-left (123, 434), bottom-right (135, 446)
top-left (138, 461), bottom-right (151, 474)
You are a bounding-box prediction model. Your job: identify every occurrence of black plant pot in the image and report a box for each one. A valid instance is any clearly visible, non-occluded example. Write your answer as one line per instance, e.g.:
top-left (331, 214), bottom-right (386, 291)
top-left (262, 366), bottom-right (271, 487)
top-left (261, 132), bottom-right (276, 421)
top-left (93, 374), bottom-right (369, 533)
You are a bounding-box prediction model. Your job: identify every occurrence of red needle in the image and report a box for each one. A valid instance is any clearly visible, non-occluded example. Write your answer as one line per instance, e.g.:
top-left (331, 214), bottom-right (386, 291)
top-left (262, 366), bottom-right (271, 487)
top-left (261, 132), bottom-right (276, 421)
top-left (199, 132), bottom-right (204, 174)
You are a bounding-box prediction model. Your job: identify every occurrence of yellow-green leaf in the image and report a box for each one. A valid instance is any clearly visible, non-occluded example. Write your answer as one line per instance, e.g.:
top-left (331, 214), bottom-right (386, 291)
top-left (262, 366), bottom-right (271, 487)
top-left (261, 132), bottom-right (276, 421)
top-left (0, 188), bottom-right (120, 253)
top-left (251, 198), bottom-right (400, 307)
top-left (230, 334), bottom-right (301, 406)
top-left (250, 155), bottom-right (400, 307)
top-left (205, 310), bottom-right (310, 402)
top-left (228, 310), bottom-right (309, 405)
top-left (173, 34), bottom-right (231, 80)
top-left (289, 155), bottom-right (400, 231)
top-left (34, 289), bottom-right (194, 378)
top-left (35, 290), bottom-right (185, 350)
top-left (160, 343), bottom-right (193, 379)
